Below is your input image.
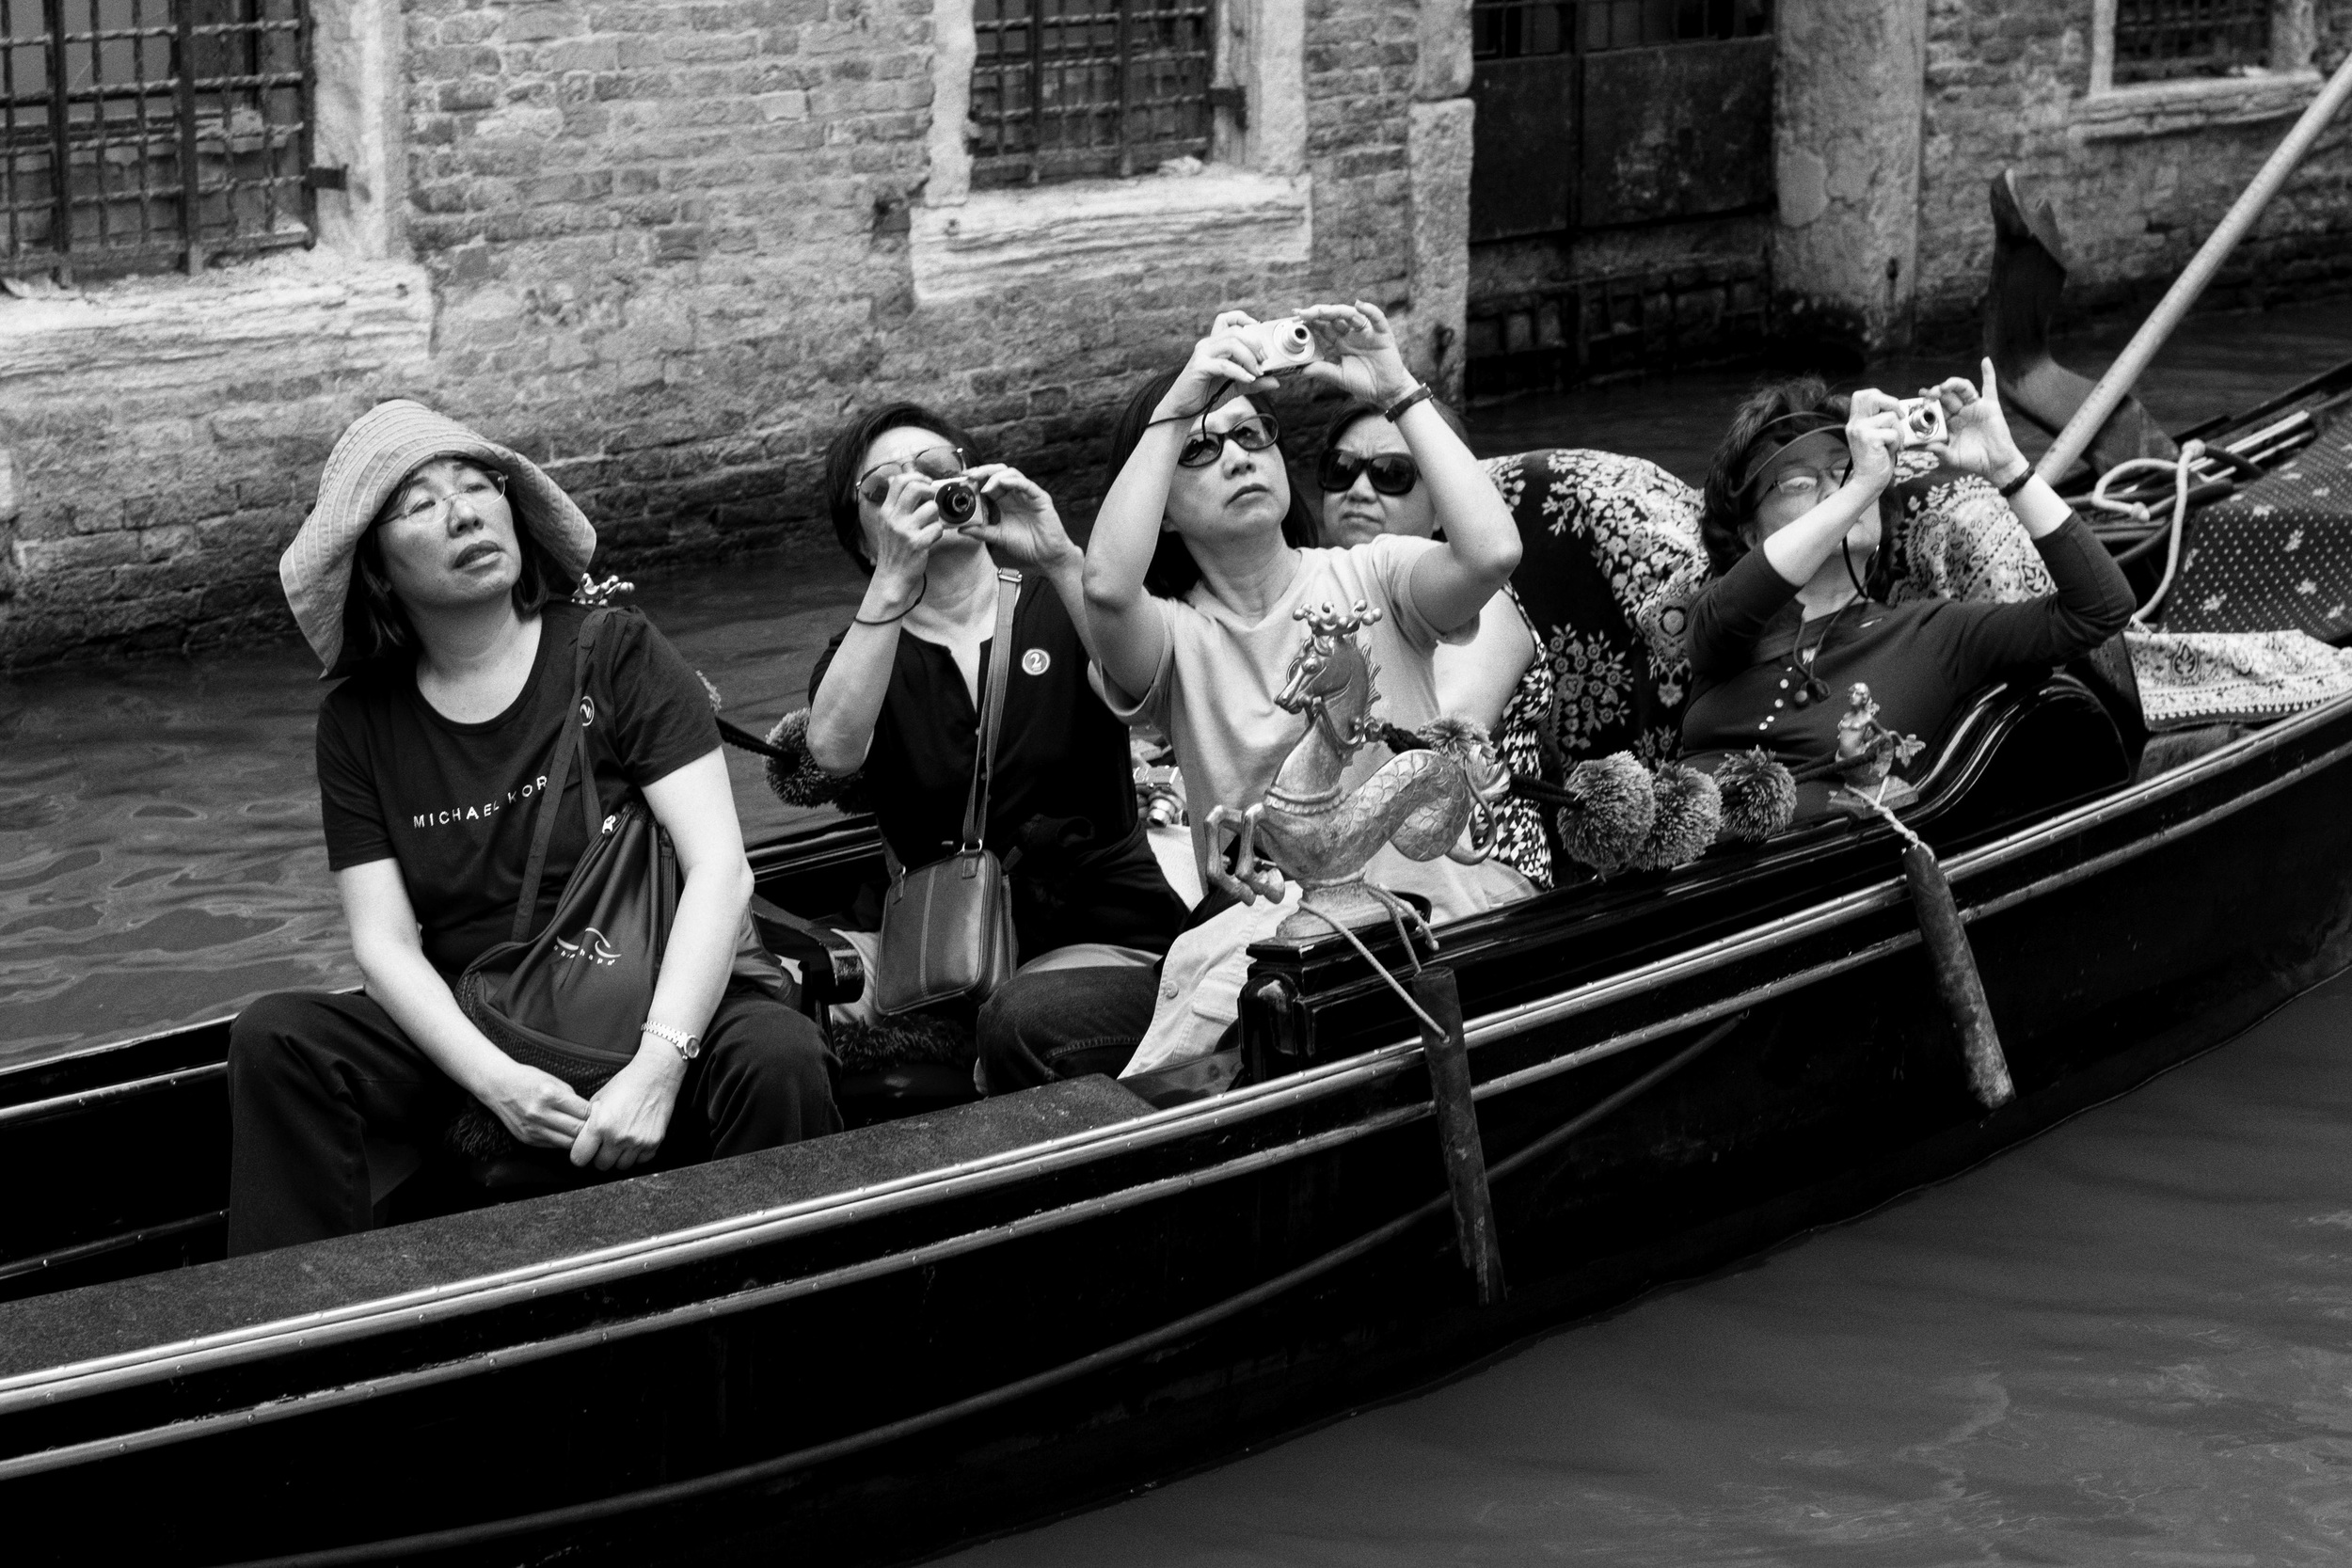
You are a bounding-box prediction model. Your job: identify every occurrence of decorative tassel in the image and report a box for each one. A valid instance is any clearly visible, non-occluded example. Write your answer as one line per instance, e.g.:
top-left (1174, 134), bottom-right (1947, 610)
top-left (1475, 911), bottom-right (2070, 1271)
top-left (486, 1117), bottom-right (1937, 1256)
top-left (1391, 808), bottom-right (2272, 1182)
top-left (1713, 748), bottom-right (1798, 842)
top-left (762, 709), bottom-right (876, 814)
top-left (1631, 760), bottom-right (1722, 871)
top-left (1552, 751), bottom-right (1656, 877)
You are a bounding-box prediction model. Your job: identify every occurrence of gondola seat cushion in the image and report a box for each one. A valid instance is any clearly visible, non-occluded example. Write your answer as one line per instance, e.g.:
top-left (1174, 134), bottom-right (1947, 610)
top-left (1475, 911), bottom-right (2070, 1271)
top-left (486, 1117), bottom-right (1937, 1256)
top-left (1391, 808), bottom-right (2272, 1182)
top-left (1482, 449), bottom-right (1708, 885)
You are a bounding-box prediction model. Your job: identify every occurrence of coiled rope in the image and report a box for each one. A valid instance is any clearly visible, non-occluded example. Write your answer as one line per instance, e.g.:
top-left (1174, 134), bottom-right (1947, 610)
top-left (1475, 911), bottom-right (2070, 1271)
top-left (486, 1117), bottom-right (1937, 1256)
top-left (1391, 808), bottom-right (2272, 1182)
top-left (2087, 438), bottom-right (2206, 627)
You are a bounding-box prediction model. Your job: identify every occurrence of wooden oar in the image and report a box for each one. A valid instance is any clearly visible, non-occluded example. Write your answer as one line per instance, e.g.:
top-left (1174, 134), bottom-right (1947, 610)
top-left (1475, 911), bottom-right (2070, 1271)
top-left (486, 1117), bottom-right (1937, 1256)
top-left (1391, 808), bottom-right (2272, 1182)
top-left (2035, 50), bottom-right (2352, 485)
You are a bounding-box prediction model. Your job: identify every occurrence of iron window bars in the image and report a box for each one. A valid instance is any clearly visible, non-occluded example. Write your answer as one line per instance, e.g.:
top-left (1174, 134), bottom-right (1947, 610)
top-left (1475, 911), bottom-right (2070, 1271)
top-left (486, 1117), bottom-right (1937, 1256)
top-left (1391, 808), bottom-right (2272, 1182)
top-left (1472, 0), bottom-right (1772, 59)
top-left (2, 0), bottom-right (313, 278)
top-left (969, 0), bottom-right (1216, 187)
top-left (2113, 0), bottom-right (2274, 84)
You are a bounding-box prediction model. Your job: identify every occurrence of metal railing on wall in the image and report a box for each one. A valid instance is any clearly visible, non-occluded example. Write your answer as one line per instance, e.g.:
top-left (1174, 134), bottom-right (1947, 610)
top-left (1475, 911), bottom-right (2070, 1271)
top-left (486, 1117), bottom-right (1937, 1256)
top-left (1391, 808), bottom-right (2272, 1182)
top-left (969, 0), bottom-right (1218, 187)
top-left (1, 0), bottom-right (313, 278)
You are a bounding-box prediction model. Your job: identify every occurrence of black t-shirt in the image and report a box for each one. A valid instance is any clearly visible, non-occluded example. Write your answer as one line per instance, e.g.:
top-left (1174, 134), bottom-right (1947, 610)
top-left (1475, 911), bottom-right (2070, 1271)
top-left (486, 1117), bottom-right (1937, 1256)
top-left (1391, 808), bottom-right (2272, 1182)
top-left (810, 578), bottom-right (1141, 870)
top-left (317, 603), bottom-right (719, 975)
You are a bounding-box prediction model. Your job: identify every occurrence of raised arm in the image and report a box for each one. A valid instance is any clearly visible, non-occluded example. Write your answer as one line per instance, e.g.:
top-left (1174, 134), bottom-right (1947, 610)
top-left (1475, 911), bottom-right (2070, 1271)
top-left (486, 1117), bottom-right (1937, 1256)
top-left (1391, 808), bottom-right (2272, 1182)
top-left (567, 748), bottom-right (753, 1172)
top-left (806, 471), bottom-right (943, 774)
top-left (1084, 310), bottom-right (1275, 698)
top-left (964, 464), bottom-right (1097, 660)
top-left (338, 858), bottom-right (591, 1150)
top-left (1298, 302), bottom-right (1520, 633)
top-left (1754, 388), bottom-right (1907, 590)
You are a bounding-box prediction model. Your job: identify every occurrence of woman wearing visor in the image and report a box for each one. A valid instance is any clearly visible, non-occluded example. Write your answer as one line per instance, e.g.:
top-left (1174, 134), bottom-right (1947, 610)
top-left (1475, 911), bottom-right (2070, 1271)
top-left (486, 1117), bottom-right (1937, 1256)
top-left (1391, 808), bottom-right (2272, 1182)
top-left (805, 404), bottom-right (1185, 1074)
top-left (1679, 364), bottom-right (2136, 814)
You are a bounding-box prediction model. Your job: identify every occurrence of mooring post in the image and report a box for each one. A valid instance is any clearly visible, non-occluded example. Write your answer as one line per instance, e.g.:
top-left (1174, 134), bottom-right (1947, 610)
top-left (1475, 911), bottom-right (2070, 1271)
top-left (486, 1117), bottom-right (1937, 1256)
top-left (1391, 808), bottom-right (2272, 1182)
top-left (1410, 965), bottom-right (1506, 1306)
top-left (1901, 841), bottom-right (2014, 1110)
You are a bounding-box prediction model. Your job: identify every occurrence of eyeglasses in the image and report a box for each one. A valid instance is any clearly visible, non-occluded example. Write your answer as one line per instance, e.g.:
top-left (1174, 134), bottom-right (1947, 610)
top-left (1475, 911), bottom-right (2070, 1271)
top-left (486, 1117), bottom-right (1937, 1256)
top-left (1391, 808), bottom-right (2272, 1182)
top-left (1765, 464), bottom-right (1851, 501)
top-left (1178, 415), bottom-right (1281, 469)
top-left (1316, 450), bottom-right (1421, 496)
top-left (382, 469), bottom-right (507, 529)
top-left (857, 446), bottom-right (968, 508)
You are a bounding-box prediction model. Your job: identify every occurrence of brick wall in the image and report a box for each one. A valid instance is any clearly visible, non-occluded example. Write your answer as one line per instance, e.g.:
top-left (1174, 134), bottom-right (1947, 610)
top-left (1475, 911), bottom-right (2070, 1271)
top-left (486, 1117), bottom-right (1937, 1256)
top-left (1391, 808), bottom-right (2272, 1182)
top-left (1915, 0), bottom-right (2352, 340)
top-left (0, 0), bottom-right (1431, 668)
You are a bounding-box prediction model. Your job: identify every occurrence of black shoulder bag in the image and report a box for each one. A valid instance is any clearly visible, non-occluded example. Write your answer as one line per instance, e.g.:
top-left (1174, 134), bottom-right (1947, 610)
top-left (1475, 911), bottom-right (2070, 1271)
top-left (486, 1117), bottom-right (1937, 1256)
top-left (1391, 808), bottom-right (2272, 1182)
top-left (456, 608), bottom-right (783, 1101)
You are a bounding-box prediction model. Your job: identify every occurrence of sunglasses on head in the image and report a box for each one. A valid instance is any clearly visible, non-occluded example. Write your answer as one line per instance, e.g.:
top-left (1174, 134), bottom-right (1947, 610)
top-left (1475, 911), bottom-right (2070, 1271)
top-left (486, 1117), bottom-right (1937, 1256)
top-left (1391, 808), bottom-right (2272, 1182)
top-left (1316, 450), bottom-right (1421, 497)
top-left (856, 445), bottom-right (967, 508)
top-left (1178, 414), bottom-right (1281, 469)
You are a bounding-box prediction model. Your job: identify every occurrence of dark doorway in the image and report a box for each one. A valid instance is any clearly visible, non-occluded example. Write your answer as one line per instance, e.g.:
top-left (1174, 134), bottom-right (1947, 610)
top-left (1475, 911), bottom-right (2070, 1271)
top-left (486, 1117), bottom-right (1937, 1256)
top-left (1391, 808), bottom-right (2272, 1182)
top-left (1467, 0), bottom-right (1776, 395)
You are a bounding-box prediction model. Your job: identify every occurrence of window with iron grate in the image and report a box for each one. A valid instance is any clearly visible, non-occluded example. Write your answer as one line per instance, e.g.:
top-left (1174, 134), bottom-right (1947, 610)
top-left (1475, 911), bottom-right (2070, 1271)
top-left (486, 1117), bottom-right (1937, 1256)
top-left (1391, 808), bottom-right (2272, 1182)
top-left (1, 0), bottom-right (312, 279)
top-left (2112, 0), bottom-right (2274, 84)
top-left (969, 0), bottom-right (1216, 187)
top-left (1471, 0), bottom-right (1771, 60)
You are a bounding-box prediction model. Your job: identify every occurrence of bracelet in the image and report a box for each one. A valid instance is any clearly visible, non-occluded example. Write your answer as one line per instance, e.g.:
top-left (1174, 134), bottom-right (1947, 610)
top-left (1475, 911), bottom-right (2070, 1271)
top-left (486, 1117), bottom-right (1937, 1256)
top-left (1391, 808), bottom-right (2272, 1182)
top-left (1995, 462), bottom-right (2034, 499)
top-left (641, 1022), bottom-right (701, 1062)
top-left (1383, 383), bottom-right (1435, 423)
top-left (852, 579), bottom-right (925, 626)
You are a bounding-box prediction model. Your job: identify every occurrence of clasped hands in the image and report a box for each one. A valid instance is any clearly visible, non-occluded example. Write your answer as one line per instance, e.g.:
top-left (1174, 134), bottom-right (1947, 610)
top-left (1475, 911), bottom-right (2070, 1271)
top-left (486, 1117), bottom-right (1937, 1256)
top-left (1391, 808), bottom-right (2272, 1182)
top-left (481, 1036), bottom-right (685, 1172)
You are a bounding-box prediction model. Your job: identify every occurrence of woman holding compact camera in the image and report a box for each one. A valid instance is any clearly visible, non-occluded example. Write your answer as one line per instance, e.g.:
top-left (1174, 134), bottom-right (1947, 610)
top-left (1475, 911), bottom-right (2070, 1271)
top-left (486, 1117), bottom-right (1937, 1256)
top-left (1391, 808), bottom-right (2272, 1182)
top-left (970, 306), bottom-right (1536, 1084)
top-left (1680, 364), bottom-right (2136, 815)
top-left (805, 404), bottom-right (1186, 1077)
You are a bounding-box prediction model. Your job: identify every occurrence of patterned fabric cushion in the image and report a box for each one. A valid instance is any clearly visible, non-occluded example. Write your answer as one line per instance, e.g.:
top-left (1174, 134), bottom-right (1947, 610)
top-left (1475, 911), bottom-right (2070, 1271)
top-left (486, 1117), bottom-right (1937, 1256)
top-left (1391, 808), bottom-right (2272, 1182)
top-left (1481, 450), bottom-right (1708, 889)
top-left (2162, 404), bottom-right (2352, 640)
top-left (1884, 459), bottom-right (2057, 606)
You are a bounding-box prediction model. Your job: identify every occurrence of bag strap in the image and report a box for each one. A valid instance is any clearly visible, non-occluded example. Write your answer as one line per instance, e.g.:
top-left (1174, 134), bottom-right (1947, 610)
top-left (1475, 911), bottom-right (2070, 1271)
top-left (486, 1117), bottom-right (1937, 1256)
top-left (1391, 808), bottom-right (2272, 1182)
top-left (958, 570), bottom-right (1022, 853)
top-left (510, 609), bottom-right (612, 944)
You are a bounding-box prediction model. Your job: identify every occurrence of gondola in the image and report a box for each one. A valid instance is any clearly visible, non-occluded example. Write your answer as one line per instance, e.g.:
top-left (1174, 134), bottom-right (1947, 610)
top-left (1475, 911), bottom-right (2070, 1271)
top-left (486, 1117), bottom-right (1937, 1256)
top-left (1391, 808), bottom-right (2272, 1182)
top-left (5, 269), bottom-right (2352, 1568)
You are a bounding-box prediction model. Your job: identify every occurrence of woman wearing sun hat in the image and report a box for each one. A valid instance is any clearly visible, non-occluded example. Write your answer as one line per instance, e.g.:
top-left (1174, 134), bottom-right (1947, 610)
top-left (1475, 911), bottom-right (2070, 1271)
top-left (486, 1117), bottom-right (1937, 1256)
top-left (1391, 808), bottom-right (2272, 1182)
top-left (229, 400), bottom-right (836, 1255)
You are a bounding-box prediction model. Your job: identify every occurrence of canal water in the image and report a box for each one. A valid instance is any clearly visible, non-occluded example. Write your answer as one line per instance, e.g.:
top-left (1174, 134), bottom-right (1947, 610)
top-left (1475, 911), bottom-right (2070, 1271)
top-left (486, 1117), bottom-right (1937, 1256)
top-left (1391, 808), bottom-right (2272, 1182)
top-left (3, 296), bottom-right (2350, 1561)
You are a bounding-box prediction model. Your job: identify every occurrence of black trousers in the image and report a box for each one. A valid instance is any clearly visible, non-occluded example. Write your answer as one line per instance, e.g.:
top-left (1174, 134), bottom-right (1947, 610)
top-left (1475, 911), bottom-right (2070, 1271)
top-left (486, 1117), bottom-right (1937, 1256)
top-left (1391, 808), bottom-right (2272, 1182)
top-left (227, 987), bottom-right (838, 1256)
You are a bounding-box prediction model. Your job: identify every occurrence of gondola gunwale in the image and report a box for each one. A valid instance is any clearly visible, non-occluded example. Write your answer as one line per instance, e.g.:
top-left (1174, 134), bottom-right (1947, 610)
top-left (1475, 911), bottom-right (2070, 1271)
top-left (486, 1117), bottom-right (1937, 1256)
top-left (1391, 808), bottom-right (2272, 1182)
top-left (0, 673), bottom-right (2341, 1443)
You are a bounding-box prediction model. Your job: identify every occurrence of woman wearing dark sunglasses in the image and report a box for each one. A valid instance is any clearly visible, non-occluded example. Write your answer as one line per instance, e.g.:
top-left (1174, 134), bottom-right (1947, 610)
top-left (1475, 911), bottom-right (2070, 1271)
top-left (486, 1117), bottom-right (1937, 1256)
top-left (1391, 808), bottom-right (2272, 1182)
top-left (802, 404), bottom-right (1186, 1069)
top-left (1680, 364), bottom-right (2135, 817)
top-left (1314, 399), bottom-right (1536, 738)
top-left (969, 306), bottom-right (1536, 1086)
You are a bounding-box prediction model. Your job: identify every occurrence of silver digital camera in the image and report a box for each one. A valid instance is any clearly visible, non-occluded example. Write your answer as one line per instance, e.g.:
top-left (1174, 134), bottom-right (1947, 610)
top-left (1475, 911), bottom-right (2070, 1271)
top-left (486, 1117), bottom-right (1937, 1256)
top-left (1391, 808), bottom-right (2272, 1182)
top-left (1898, 397), bottom-right (1947, 446)
top-left (930, 474), bottom-right (996, 529)
top-left (1236, 316), bottom-right (1320, 377)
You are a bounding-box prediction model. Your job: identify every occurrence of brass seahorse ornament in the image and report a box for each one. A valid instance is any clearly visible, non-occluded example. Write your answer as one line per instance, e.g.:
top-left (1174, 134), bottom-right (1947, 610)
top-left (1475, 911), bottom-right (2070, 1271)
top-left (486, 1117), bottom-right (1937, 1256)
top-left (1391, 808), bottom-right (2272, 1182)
top-left (1206, 600), bottom-right (1510, 942)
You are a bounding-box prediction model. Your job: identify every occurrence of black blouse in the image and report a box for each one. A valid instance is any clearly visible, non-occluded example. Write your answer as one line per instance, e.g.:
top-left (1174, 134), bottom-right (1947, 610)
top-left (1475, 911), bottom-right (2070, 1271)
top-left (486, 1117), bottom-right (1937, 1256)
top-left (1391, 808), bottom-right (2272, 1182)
top-left (810, 577), bottom-right (1182, 957)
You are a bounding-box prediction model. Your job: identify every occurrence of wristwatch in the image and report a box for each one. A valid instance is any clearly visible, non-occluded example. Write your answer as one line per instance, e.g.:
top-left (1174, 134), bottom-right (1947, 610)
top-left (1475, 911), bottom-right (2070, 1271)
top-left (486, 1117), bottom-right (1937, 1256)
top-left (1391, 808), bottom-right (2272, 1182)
top-left (641, 1022), bottom-right (701, 1062)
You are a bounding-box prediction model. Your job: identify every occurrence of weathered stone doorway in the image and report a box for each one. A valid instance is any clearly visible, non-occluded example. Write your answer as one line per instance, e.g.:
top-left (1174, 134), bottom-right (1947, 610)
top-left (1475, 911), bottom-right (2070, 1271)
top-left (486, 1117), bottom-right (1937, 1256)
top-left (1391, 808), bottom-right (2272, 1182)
top-left (1464, 0), bottom-right (1776, 397)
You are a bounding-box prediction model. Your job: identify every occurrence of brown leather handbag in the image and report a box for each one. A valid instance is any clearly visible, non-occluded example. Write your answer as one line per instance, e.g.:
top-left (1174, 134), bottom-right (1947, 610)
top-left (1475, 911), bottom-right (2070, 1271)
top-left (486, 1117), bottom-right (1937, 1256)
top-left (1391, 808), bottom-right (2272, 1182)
top-left (870, 570), bottom-right (1022, 1016)
top-left (456, 607), bottom-right (783, 1097)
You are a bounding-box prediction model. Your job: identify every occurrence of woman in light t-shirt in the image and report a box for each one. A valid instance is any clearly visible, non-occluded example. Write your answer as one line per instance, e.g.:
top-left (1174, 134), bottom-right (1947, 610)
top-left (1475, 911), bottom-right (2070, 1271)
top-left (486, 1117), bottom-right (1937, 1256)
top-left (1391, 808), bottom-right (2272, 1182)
top-left (974, 305), bottom-right (1535, 1085)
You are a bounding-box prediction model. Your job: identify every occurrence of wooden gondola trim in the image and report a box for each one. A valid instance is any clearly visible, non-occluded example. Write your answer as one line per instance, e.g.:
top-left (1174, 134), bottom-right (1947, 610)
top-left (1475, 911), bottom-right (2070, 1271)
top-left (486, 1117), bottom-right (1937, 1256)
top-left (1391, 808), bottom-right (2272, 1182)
top-left (8, 1022), bottom-right (1739, 1548)
top-left (8, 691), bottom-right (2349, 1423)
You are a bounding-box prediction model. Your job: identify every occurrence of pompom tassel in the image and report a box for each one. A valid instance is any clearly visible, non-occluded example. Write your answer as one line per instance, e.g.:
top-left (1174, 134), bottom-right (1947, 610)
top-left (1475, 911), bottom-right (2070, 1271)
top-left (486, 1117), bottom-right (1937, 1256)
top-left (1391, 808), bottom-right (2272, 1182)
top-left (764, 709), bottom-right (876, 815)
top-left (1631, 761), bottom-right (1722, 872)
top-left (1713, 748), bottom-right (1797, 842)
top-left (1552, 751), bottom-right (1656, 877)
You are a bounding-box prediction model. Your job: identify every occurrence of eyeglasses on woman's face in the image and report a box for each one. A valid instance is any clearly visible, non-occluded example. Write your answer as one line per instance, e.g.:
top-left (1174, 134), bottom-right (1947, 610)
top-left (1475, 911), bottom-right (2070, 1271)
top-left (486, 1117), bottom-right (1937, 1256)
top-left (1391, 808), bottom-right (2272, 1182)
top-left (857, 445), bottom-right (968, 508)
top-left (383, 467), bottom-right (507, 530)
top-left (1316, 450), bottom-right (1420, 497)
top-left (1764, 464), bottom-right (1851, 502)
top-left (1178, 414), bottom-right (1281, 469)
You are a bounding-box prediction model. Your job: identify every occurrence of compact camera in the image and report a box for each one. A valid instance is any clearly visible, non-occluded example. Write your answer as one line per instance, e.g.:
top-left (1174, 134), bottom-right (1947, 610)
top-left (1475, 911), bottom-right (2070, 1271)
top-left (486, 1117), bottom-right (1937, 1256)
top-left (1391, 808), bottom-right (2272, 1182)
top-left (930, 474), bottom-right (996, 529)
top-left (1898, 397), bottom-right (1948, 446)
top-left (1236, 316), bottom-right (1321, 378)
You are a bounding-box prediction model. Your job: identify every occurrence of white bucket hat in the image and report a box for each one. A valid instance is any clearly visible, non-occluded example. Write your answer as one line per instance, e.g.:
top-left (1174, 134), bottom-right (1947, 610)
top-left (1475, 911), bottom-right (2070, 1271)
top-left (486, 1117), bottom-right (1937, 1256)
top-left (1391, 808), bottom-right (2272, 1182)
top-left (279, 400), bottom-right (598, 675)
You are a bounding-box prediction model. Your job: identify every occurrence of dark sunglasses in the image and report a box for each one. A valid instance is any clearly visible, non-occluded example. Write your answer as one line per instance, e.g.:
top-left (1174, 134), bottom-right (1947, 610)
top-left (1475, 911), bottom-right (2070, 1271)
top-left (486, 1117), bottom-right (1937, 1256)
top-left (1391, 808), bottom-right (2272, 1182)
top-left (856, 445), bottom-right (967, 508)
top-left (1178, 415), bottom-right (1281, 469)
top-left (1316, 450), bottom-right (1421, 496)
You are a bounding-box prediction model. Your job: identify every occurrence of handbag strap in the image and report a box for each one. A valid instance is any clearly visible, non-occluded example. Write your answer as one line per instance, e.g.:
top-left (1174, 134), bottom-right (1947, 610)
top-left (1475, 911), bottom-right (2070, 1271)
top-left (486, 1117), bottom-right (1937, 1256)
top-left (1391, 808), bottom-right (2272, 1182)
top-left (958, 570), bottom-right (1022, 853)
top-left (510, 609), bottom-right (612, 944)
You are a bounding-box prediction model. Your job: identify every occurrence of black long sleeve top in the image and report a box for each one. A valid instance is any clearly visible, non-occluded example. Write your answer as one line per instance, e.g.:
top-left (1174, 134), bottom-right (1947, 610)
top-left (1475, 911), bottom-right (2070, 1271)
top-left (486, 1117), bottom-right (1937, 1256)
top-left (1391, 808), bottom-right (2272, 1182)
top-left (1679, 514), bottom-right (2137, 773)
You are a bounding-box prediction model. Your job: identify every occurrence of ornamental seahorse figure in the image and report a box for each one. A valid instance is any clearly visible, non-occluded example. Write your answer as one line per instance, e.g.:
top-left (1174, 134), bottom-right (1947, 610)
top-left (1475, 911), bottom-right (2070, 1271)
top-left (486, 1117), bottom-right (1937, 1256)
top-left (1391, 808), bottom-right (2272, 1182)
top-left (1205, 601), bottom-right (1508, 940)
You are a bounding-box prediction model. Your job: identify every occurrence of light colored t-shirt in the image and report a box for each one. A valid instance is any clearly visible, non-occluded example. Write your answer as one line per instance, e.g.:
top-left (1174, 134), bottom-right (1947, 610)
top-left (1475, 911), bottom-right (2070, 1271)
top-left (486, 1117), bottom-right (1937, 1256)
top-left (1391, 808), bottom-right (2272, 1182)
top-left (1102, 535), bottom-right (1532, 927)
